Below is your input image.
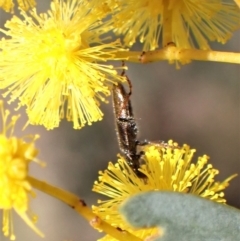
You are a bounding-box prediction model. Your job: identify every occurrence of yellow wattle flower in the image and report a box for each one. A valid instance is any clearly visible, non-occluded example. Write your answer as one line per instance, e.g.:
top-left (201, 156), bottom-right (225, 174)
top-left (0, 0), bottom-right (125, 130)
top-left (0, 101), bottom-right (43, 240)
top-left (92, 141), bottom-right (236, 241)
top-left (0, 0), bottom-right (35, 12)
top-left (109, 0), bottom-right (240, 50)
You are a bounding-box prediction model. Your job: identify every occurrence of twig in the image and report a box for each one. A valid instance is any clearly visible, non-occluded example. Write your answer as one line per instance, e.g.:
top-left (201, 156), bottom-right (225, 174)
top-left (27, 176), bottom-right (142, 241)
top-left (114, 46), bottom-right (240, 65)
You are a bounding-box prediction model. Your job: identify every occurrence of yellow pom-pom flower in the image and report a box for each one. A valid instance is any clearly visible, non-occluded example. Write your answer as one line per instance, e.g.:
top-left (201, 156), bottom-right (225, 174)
top-left (92, 141), bottom-right (236, 240)
top-left (0, 0), bottom-right (35, 12)
top-left (109, 0), bottom-right (240, 50)
top-left (0, 101), bottom-right (43, 240)
top-left (0, 0), bottom-right (126, 130)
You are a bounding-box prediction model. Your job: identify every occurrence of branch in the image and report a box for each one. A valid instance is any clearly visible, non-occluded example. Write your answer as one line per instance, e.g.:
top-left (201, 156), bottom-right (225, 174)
top-left (115, 45), bottom-right (240, 65)
top-left (27, 176), bottom-right (142, 241)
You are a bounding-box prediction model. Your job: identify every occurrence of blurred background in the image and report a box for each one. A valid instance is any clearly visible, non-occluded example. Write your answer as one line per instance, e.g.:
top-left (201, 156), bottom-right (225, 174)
top-left (0, 1), bottom-right (239, 241)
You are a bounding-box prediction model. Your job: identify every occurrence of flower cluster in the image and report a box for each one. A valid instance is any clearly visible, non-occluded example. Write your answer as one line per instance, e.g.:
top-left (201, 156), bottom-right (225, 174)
top-left (92, 141), bottom-right (236, 240)
top-left (0, 0), bottom-right (126, 130)
top-left (108, 0), bottom-right (240, 50)
top-left (0, 101), bottom-right (43, 240)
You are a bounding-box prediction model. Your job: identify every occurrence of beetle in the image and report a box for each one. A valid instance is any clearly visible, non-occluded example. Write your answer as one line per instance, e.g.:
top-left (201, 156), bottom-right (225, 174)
top-left (112, 73), bottom-right (148, 178)
top-left (112, 67), bottom-right (175, 178)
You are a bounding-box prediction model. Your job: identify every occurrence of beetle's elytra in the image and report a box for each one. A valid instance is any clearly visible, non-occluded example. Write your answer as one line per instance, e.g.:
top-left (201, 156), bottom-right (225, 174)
top-left (112, 79), bottom-right (146, 178)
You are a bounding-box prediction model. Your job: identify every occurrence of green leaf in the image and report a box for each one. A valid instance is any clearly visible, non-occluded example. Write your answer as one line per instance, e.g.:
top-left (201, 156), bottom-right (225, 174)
top-left (120, 191), bottom-right (240, 241)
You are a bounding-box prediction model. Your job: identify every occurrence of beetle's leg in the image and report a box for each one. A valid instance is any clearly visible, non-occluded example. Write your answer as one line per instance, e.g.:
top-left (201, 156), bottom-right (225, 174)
top-left (137, 139), bottom-right (179, 149)
top-left (136, 140), bottom-right (149, 146)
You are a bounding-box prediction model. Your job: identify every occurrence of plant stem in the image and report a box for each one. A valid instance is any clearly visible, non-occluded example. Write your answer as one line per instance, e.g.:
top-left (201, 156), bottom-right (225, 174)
top-left (27, 176), bottom-right (142, 241)
top-left (115, 46), bottom-right (240, 65)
